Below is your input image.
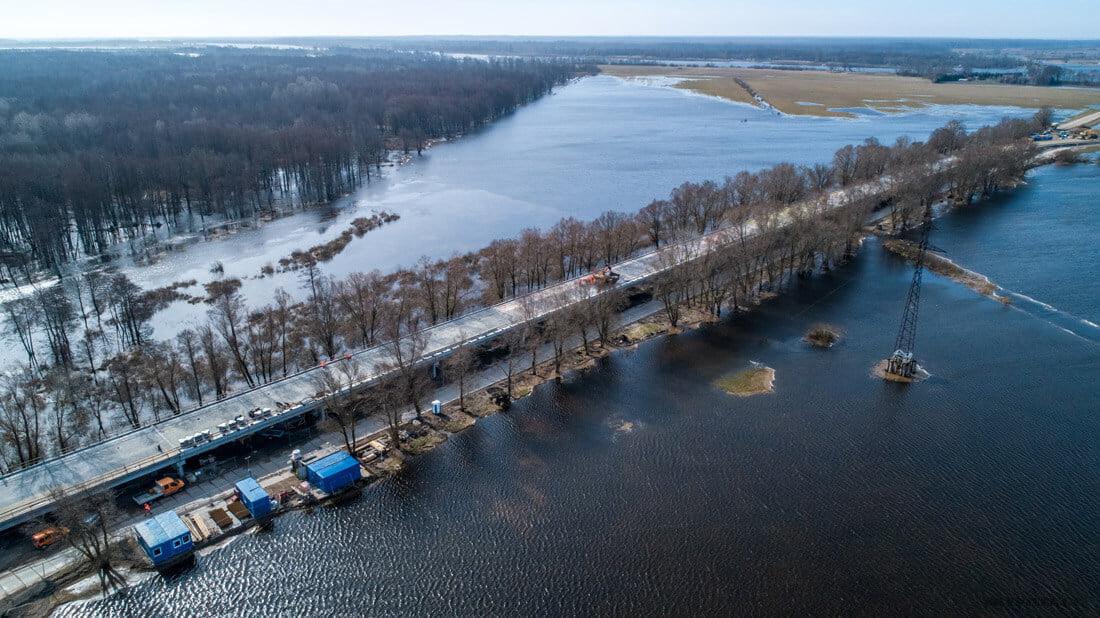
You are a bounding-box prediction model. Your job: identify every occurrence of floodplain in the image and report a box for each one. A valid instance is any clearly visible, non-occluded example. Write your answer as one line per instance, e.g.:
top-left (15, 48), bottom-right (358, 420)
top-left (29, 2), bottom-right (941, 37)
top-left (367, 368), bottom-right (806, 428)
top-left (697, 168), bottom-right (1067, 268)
top-left (601, 65), bottom-right (1100, 118)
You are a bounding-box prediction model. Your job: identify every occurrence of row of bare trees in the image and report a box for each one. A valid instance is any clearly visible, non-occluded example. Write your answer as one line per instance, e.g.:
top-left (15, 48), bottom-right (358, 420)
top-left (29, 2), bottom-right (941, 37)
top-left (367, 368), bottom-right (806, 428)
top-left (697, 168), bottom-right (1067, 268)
top-left (0, 114), bottom-right (1043, 472)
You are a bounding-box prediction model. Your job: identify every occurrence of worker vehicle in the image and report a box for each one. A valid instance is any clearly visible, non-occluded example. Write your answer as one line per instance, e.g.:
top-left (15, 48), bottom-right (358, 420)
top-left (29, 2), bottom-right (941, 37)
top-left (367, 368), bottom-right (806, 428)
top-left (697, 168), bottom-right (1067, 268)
top-left (132, 477), bottom-right (186, 506)
top-left (579, 266), bottom-right (620, 287)
top-left (32, 526), bottom-right (69, 549)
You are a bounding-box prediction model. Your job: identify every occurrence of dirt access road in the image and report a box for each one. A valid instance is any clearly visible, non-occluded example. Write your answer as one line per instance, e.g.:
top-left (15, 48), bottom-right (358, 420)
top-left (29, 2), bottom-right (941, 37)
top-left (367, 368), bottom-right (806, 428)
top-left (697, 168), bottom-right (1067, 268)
top-left (1058, 109), bottom-right (1100, 130)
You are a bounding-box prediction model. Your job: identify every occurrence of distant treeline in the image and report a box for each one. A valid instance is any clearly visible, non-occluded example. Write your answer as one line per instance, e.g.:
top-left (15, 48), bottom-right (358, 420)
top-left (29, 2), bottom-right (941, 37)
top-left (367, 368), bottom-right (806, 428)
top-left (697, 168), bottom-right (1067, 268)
top-left (366, 36), bottom-right (1039, 70)
top-left (362, 36), bottom-right (1100, 86)
top-left (0, 112), bottom-right (1044, 472)
top-left (0, 49), bottom-right (588, 276)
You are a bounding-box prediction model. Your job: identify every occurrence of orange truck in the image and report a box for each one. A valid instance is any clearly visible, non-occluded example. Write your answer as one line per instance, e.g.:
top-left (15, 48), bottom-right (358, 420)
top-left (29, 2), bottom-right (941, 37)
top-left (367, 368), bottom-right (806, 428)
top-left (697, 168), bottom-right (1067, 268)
top-left (32, 526), bottom-right (69, 549)
top-left (132, 477), bottom-right (185, 506)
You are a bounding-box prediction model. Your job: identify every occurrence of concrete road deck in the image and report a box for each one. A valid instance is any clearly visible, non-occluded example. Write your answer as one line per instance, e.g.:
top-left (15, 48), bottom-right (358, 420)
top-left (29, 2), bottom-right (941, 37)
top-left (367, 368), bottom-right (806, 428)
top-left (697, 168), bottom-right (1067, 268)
top-left (0, 222), bottom-right (734, 533)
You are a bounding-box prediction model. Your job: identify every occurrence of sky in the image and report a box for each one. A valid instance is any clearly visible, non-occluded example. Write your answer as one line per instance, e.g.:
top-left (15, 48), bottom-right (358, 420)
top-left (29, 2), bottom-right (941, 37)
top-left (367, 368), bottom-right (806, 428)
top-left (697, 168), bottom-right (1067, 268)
top-left (1, 0), bottom-right (1097, 40)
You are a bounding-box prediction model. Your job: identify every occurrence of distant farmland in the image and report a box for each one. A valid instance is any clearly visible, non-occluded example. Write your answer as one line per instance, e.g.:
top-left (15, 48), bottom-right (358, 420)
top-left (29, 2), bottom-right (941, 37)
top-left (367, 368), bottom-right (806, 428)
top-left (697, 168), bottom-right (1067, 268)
top-left (601, 65), bottom-right (1100, 118)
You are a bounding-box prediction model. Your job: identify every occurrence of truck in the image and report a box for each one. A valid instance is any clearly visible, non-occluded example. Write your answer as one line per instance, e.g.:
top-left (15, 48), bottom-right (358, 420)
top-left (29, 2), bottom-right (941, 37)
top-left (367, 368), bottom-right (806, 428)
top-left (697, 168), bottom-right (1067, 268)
top-left (31, 526), bottom-right (69, 549)
top-left (132, 477), bottom-right (186, 506)
top-left (1031, 134), bottom-right (1053, 142)
top-left (579, 266), bottom-right (620, 288)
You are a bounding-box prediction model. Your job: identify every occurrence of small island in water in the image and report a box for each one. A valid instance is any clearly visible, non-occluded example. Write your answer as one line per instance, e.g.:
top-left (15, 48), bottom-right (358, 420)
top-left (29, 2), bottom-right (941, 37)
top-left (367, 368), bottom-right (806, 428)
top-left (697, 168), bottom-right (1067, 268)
top-left (716, 366), bottom-right (776, 397)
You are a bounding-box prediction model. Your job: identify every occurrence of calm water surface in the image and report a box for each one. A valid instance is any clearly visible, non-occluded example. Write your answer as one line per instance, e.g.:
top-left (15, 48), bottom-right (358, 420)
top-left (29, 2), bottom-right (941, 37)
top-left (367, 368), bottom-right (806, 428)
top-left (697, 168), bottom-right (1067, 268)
top-left (107, 75), bottom-right (1049, 337)
top-left (57, 162), bottom-right (1100, 615)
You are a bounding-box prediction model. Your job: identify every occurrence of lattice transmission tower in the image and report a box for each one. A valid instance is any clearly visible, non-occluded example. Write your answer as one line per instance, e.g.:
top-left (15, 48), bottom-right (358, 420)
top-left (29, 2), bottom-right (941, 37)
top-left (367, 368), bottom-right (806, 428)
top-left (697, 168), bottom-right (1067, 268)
top-left (884, 206), bottom-right (934, 381)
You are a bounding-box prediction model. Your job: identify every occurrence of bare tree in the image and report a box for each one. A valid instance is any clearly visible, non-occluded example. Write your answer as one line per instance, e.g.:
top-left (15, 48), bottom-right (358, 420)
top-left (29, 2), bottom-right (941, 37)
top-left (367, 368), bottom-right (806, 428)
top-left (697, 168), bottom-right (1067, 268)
top-left (441, 255), bottom-right (474, 320)
top-left (106, 274), bottom-right (153, 349)
top-left (197, 324), bottom-right (229, 399)
top-left (590, 289), bottom-right (623, 348)
top-left (176, 329), bottom-right (205, 406)
top-left (78, 378), bottom-right (111, 441)
top-left (272, 288), bottom-right (295, 376)
top-left (410, 256), bottom-right (444, 325)
top-left (247, 307), bottom-right (279, 384)
top-left (3, 298), bottom-right (40, 369)
top-left (832, 144), bottom-right (858, 186)
top-left (0, 368), bottom-right (44, 468)
top-left (41, 488), bottom-right (126, 595)
top-left (653, 270), bottom-right (687, 329)
top-left (381, 303), bottom-right (431, 419)
top-left (143, 342), bottom-right (185, 418)
top-left (545, 309), bottom-right (572, 376)
top-left (104, 352), bottom-right (145, 429)
top-left (336, 271), bottom-right (390, 349)
top-left (568, 301), bottom-right (594, 355)
top-left (498, 329), bottom-right (525, 402)
top-left (654, 237), bottom-right (695, 328)
top-left (372, 379), bottom-right (405, 448)
top-left (443, 341), bottom-right (476, 412)
top-left (479, 238), bottom-right (520, 303)
top-left (43, 368), bottom-right (89, 454)
top-left (315, 357), bottom-right (366, 456)
top-left (928, 119), bottom-right (967, 155)
top-left (804, 163), bottom-right (833, 193)
top-left (205, 278), bottom-right (255, 387)
top-left (521, 304), bottom-right (543, 376)
top-left (36, 286), bottom-right (76, 369)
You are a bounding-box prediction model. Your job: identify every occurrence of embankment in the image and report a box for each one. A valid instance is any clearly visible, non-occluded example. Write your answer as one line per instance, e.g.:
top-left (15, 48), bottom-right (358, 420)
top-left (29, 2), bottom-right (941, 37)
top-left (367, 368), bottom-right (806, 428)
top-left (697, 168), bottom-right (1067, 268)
top-left (883, 238), bottom-right (1011, 304)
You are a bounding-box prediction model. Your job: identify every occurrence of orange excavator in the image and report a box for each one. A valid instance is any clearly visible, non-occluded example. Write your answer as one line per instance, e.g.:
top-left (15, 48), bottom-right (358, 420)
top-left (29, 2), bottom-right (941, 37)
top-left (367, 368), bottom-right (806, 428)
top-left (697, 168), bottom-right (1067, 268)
top-left (579, 265), bottom-right (620, 287)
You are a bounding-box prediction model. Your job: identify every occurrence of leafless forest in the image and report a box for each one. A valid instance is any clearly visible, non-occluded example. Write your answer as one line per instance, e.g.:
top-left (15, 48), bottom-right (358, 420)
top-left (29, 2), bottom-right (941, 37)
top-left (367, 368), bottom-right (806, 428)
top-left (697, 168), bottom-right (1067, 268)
top-left (0, 106), bottom-right (1042, 472)
top-left (0, 49), bottom-right (586, 276)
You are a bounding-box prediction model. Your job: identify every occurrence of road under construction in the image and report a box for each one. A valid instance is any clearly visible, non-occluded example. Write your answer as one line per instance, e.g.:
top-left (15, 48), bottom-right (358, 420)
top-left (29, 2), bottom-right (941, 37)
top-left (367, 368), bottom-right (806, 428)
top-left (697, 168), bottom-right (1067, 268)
top-left (1, 130), bottom-right (1082, 533)
top-left (0, 217), bottom-right (760, 533)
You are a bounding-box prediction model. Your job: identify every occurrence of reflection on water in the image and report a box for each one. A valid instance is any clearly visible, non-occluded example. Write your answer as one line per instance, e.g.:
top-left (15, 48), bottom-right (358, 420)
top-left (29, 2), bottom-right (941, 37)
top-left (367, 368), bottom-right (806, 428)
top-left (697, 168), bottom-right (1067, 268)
top-left (71, 76), bottom-right (1050, 340)
top-left (57, 167), bottom-right (1100, 616)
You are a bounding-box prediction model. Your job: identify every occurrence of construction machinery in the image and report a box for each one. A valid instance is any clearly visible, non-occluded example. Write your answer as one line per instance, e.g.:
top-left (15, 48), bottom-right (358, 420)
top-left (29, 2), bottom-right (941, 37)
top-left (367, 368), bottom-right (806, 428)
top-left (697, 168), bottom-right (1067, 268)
top-left (579, 265), bottom-right (620, 287)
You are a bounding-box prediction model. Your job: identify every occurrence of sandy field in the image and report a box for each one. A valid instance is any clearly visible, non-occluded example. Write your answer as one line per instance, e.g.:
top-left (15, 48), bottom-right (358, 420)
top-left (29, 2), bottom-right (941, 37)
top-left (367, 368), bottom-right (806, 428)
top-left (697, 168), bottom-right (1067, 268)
top-left (601, 65), bottom-right (1100, 118)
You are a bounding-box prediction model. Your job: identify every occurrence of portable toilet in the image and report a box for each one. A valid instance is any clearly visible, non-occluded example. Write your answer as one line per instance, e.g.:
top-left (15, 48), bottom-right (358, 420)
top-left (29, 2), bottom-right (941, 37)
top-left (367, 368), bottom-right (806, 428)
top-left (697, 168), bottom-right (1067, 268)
top-left (235, 477), bottom-right (274, 518)
top-left (134, 511), bottom-right (193, 567)
top-left (304, 451), bottom-right (361, 494)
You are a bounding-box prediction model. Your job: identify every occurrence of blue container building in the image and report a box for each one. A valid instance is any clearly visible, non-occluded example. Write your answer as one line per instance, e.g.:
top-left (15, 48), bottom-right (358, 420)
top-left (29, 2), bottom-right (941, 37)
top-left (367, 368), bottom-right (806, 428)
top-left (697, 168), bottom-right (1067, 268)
top-left (134, 511), bottom-right (193, 568)
top-left (235, 477), bottom-right (274, 518)
top-left (304, 451), bottom-right (361, 494)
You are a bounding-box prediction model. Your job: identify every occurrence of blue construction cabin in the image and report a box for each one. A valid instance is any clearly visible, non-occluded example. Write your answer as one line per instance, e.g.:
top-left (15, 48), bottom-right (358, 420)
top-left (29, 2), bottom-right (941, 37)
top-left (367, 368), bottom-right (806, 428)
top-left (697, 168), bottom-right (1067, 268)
top-left (235, 477), bottom-right (274, 518)
top-left (304, 450), bottom-right (361, 494)
top-left (134, 511), bottom-right (193, 567)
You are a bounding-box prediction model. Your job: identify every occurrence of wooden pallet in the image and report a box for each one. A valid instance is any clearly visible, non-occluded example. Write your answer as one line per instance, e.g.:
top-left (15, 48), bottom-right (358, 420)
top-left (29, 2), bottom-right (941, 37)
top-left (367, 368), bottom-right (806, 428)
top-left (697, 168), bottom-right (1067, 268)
top-left (208, 507), bottom-right (233, 529)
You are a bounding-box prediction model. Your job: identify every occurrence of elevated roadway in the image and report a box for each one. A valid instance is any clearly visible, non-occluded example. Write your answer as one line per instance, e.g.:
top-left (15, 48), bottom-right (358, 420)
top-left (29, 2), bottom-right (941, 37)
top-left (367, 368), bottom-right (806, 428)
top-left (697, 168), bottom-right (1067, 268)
top-left (0, 223), bottom-right (747, 533)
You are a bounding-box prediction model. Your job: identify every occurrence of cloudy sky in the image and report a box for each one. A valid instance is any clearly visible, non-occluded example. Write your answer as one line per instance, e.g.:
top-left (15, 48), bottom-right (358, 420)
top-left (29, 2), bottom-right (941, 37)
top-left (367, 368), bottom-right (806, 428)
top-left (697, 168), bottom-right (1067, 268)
top-left (2, 0), bottom-right (1096, 40)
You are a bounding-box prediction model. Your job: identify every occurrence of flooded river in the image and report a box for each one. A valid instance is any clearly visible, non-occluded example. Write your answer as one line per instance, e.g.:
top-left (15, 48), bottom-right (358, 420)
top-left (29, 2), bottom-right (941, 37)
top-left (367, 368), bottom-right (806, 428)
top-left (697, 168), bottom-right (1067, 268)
top-left (32, 74), bottom-right (1051, 343)
top-left (56, 160), bottom-right (1100, 615)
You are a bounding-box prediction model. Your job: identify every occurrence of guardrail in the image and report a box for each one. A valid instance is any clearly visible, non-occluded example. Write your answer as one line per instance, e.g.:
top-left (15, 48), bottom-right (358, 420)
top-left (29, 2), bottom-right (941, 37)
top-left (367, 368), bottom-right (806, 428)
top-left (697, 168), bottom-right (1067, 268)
top-left (0, 229), bottom-right (690, 479)
top-left (0, 234), bottom-right (689, 528)
top-left (0, 169), bottom-right (904, 529)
